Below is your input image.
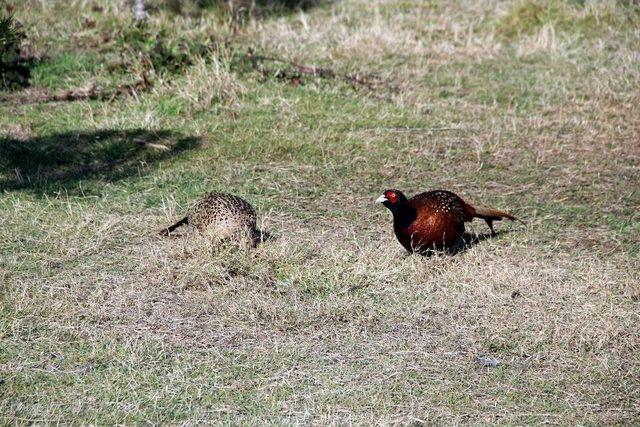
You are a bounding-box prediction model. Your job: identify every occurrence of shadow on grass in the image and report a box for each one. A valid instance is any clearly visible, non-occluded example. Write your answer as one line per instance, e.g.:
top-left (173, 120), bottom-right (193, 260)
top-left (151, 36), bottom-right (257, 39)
top-left (0, 129), bottom-right (200, 193)
top-left (449, 229), bottom-right (515, 255)
top-left (407, 229), bottom-right (514, 257)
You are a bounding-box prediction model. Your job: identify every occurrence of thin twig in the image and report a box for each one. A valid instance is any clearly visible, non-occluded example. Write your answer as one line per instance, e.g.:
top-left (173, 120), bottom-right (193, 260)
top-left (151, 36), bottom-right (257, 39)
top-left (363, 126), bottom-right (468, 133)
top-left (245, 49), bottom-right (394, 90)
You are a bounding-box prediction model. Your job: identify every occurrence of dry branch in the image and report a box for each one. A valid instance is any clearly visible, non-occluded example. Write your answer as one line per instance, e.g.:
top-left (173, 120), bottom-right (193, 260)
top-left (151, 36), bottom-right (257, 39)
top-left (245, 49), bottom-right (395, 91)
top-left (0, 72), bottom-right (152, 105)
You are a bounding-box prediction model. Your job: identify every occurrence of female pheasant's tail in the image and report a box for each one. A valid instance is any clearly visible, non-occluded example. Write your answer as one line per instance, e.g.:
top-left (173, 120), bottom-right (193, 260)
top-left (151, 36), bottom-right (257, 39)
top-left (470, 205), bottom-right (520, 236)
top-left (159, 216), bottom-right (188, 236)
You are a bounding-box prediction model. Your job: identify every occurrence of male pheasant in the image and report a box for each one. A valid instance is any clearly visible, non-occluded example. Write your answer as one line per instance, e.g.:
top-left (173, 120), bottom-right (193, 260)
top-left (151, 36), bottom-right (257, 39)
top-left (377, 189), bottom-right (517, 254)
top-left (160, 192), bottom-right (261, 245)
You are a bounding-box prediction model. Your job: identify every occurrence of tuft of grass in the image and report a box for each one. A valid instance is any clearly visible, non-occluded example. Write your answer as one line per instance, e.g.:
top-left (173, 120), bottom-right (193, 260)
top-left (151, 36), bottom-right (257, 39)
top-left (166, 53), bottom-right (246, 115)
top-left (498, 1), bottom-right (568, 38)
top-left (496, 0), bottom-right (634, 39)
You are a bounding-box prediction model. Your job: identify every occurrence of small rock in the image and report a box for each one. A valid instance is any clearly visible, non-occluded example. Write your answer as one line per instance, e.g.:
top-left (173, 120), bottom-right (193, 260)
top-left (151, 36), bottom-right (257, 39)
top-left (476, 355), bottom-right (501, 368)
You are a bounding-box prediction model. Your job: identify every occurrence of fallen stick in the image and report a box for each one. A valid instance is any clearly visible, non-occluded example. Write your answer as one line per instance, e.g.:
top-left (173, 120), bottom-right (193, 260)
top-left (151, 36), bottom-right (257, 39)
top-left (0, 72), bottom-right (152, 105)
top-left (245, 49), bottom-right (393, 90)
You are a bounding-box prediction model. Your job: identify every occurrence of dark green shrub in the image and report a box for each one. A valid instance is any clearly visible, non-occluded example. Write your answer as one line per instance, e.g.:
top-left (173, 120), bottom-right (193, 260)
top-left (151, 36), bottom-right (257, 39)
top-left (115, 22), bottom-right (211, 74)
top-left (0, 15), bottom-right (30, 90)
top-left (159, 0), bottom-right (322, 19)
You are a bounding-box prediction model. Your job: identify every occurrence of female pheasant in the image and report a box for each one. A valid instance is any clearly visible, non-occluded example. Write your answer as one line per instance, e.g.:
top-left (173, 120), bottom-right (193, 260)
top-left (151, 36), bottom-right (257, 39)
top-left (377, 189), bottom-right (517, 254)
top-left (160, 192), bottom-right (261, 246)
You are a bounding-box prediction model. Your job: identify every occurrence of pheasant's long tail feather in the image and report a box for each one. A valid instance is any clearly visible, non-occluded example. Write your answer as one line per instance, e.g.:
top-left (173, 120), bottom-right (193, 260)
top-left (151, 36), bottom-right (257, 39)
top-left (467, 203), bottom-right (522, 236)
top-left (159, 216), bottom-right (188, 236)
top-left (472, 206), bottom-right (517, 222)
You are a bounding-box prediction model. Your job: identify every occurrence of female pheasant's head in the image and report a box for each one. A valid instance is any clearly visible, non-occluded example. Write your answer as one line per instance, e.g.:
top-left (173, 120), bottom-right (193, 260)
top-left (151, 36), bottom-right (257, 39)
top-left (376, 189), bottom-right (409, 211)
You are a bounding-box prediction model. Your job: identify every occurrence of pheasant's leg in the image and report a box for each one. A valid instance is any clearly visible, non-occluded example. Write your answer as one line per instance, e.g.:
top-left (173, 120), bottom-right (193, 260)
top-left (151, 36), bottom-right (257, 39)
top-left (485, 218), bottom-right (496, 236)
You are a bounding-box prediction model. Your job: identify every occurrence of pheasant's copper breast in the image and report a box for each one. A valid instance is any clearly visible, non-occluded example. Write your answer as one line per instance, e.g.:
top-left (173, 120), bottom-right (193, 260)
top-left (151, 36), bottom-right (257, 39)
top-left (395, 190), bottom-right (472, 252)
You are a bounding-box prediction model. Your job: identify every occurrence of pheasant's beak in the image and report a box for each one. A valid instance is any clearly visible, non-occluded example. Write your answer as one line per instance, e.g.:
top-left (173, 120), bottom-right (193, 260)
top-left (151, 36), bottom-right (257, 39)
top-left (376, 195), bottom-right (388, 203)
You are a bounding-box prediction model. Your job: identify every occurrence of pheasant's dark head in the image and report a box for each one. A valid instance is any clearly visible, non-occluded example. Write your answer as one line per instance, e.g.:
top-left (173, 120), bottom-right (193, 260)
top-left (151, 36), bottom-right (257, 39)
top-left (376, 189), bottom-right (409, 212)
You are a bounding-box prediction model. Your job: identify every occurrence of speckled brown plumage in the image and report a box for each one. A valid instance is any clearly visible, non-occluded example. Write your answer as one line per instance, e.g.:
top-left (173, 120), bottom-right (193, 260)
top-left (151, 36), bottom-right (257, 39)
top-left (377, 189), bottom-right (517, 254)
top-left (160, 192), bottom-right (260, 245)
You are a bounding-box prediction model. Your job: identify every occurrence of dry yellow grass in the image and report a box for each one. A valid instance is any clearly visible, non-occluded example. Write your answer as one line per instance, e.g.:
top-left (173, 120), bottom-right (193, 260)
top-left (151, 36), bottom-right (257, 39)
top-left (1, 0), bottom-right (639, 424)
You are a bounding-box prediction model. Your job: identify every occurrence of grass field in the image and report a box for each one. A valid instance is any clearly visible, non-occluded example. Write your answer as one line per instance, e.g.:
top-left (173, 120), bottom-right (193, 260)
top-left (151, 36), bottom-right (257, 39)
top-left (1, 0), bottom-right (639, 424)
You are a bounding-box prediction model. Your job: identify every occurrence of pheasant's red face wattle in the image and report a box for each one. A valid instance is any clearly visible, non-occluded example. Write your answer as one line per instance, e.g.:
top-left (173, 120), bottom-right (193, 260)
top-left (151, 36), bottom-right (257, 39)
top-left (385, 191), bottom-right (399, 204)
top-left (377, 189), bottom-right (406, 206)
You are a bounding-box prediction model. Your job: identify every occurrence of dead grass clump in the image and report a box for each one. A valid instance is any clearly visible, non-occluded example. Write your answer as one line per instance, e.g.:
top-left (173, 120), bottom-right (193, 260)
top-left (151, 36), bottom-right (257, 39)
top-left (166, 53), bottom-right (245, 114)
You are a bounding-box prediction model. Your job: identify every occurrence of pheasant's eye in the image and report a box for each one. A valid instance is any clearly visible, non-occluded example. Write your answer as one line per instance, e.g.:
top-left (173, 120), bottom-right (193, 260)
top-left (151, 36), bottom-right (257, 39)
top-left (387, 192), bottom-right (397, 202)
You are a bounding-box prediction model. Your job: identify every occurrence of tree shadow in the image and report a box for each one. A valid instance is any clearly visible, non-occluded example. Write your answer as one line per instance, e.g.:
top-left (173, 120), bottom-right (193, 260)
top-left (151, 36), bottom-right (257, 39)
top-left (0, 129), bottom-right (200, 194)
